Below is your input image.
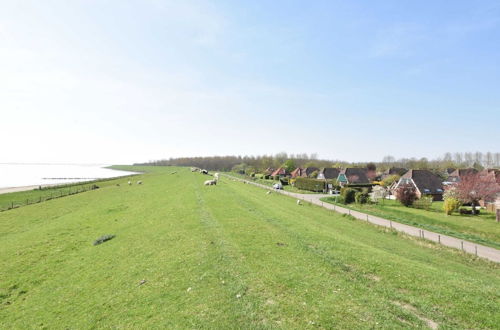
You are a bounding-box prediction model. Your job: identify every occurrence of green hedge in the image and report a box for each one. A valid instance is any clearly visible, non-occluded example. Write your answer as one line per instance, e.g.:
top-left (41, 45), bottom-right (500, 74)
top-left (294, 178), bottom-right (326, 191)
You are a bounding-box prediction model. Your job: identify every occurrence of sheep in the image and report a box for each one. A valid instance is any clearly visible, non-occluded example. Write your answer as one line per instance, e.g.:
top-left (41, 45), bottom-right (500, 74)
top-left (214, 173), bottom-right (220, 181)
top-left (266, 191), bottom-right (271, 195)
top-left (137, 180), bottom-right (142, 185)
top-left (296, 199), bottom-right (302, 205)
top-left (200, 169), bottom-right (208, 175)
top-left (128, 181), bottom-right (131, 185)
top-left (204, 179), bottom-right (217, 186)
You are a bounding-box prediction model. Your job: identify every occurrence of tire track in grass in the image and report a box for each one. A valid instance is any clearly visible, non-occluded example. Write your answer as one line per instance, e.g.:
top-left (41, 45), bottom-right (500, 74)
top-left (210, 179), bottom-right (428, 328)
top-left (191, 176), bottom-right (265, 327)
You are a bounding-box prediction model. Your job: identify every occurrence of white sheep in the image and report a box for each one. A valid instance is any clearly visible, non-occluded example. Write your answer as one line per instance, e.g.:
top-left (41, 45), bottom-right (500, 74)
top-left (266, 191), bottom-right (271, 195)
top-left (204, 179), bottom-right (217, 186)
top-left (296, 199), bottom-right (302, 205)
top-left (214, 173), bottom-right (220, 181)
top-left (137, 180), bottom-right (142, 185)
top-left (128, 181), bottom-right (131, 185)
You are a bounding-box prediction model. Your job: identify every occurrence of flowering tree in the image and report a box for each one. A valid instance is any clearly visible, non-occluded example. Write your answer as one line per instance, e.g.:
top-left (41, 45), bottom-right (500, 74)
top-left (396, 183), bottom-right (417, 207)
top-left (455, 173), bottom-right (500, 215)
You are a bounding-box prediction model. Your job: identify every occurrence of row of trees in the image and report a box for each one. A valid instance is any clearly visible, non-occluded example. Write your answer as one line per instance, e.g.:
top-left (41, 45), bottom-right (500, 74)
top-left (136, 151), bottom-right (500, 173)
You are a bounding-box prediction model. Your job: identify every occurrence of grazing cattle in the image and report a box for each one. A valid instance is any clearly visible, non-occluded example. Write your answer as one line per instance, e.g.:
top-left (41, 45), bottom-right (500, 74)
top-left (204, 179), bottom-right (217, 186)
top-left (137, 180), bottom-right (142, 185)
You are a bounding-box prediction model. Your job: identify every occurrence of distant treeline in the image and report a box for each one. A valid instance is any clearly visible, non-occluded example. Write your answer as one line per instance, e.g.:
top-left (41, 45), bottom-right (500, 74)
top-left (135, 151), bottom-right (500, 173)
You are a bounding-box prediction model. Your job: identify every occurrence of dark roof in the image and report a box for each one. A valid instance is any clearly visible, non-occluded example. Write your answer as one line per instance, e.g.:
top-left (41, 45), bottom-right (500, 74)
top-left (320, 168), bottom-right (340, 179)
top-left (402, 169), bottom-right (443, 194)
top-left (446, 168), bottom-right (456, 174)
top-left (448, 168), bottom-right (478, 182)
top-left (303, 167), bottom-right (319, 177)
top-left (384, 167), bottom-right (408, 176)
top-left (340, 168), bottom-right (369, 184)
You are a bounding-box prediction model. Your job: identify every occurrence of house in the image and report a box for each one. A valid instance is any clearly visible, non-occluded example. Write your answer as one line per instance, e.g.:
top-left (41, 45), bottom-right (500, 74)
top-left (381, 167), bottom-right (407, 180)
top-left (264, 168), bottom-right (275, 176)
top-left (445, 168), bottom-right (478, 184)
top-left (317, 168), bottom-right (340, 180)
top-left (290, 167), bottom-right (303, 178)
top-left (291, 167), bottom-right (320, 178)
top-left (480, 169), bottom-right (500, 207)
top-left (337, 168), bottom-right (370, 185)
top-left (392, 169), bottom-right (444, 201)
top-left (271, 167), bottom-right (287, 177)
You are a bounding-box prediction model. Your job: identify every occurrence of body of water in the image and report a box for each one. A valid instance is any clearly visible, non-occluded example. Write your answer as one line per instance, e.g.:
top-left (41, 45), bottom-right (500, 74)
top-left (0, 164), bottom-right (138, 189)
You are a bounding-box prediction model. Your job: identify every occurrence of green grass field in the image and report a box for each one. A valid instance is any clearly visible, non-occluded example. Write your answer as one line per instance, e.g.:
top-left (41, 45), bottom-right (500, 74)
top-left (1, 166), bottom-right (499, 329)
top-left (321, 198), bottom-right (500, 250)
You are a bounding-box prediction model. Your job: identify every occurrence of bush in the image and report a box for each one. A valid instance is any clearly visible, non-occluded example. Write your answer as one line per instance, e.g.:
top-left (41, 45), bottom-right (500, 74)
top-left (355, 191), bottom-right (369, 204)
top-left (459, 207), bottom-right (480, 215)
top-left (443, 197), bottom-right (461, 215)
top-left (279, 177), bottom-right (289, 186)
top-left (341, 188), bottom-right (357, 204)
top-left (395, 183), bottom-right (417, 207)
top-left (294, 178), bottom-right (326, 192)
top-left (414, 195), bottom-right (433, 210)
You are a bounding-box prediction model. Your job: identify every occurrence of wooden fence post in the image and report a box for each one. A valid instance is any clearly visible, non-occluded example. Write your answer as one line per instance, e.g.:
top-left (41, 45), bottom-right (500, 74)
top-left (438, 235), bottom-right (441, 244)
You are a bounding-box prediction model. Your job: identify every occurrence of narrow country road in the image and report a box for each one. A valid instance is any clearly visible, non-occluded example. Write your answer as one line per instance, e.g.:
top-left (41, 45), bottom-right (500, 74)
top-left (224, 174), bottom-right (500, 263)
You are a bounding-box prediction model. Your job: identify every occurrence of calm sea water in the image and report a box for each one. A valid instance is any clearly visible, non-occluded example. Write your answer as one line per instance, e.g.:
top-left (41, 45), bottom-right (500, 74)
top-left (0, 164), bottom-right (138, 189)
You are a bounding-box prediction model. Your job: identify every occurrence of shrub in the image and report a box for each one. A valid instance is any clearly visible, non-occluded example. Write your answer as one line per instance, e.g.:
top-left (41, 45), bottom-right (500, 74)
top-left (355, 191), bottom-right (369, 204)
top-left (294, 178), bottom-right (325, 192)
top-left (443, 197), bottom-right (461, 215)
top-left (459, 207), bottom-right (480, 215)
top-left (279, 178), bottom-right (289, 186)
top-left (414, 195), bottom-right (433, 210)
top-left (93, 234), bottom-right (116, 246)
top-left (395, 183), bottom-right (417, 207)
top-left (341, 188), bottom-right (357, 204)
top-left (309, 170), bottom-right (319, 179)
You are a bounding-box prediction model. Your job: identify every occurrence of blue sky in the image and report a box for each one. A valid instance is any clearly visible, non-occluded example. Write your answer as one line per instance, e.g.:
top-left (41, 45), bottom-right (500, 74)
top-left (1, 0), bottom-right (499, 164)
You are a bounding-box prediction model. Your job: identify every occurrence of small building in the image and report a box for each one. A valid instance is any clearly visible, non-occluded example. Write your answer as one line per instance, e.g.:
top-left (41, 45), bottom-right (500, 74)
top-left (392, 169), bottom-right (444, 201)
top-left (445, 168), bottom-right (478, 184)
top-left (291, 167), bottom-right (319, 178)
top-left (317, 168), bottom-right (340, 180)
top-left (337, 168), bottom-right (370, 186)
top-left (271, 167), bottom-right (288, 178)
top-left (264, 168), bottom-right (275, 176)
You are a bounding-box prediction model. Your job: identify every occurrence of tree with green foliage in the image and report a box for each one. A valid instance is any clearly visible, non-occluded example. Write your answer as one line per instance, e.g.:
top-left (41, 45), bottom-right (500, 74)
top-left (282, 159), bottom-right (296, 173)
top-left (382, 175), bottom-right (400, 187)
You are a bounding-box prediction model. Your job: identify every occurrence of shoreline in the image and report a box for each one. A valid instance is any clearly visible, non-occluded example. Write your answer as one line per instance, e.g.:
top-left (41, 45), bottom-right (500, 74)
top-left (0, 184), bottom-right (62, 195)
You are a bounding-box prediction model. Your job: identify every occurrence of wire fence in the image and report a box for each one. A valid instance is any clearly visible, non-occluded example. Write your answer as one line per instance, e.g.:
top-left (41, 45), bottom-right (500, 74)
top-left (0, 174), bottom-right (139, 212)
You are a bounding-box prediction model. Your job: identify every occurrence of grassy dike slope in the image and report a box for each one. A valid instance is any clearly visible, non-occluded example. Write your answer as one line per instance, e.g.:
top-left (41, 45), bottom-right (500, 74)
top-left (1, 166), bottom-right (499, 329)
